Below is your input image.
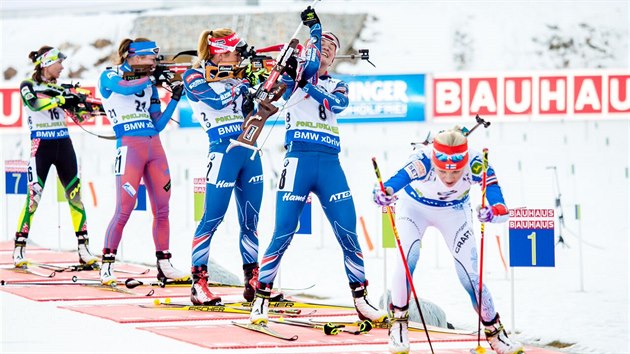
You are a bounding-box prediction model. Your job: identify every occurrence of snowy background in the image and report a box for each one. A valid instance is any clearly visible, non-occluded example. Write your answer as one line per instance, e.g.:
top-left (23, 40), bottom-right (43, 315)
top-left (1, 1), bottom-right (628, 353)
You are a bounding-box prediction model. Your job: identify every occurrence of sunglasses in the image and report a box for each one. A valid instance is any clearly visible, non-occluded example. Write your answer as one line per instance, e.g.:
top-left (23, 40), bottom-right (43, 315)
top-left (35, 48), bottom-right (67, 67)
top-left (434, 151), bottom-right (467, 162)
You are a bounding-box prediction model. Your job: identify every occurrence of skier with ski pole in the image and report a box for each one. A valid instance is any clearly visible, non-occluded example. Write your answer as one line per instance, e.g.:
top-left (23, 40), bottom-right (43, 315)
top-left (12, 46), bottom-right (99, 270)
top-left (181, 27), bottom-right (265, 305)
top-left (372, 126), bottom-right (524, 354)
top-left (249, 5), bottom-right (387, 326)
top-left (97, 38), bottom-right (188, 286)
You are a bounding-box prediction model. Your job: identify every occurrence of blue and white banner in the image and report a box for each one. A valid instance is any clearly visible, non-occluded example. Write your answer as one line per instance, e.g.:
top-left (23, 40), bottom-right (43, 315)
top-left (336, 74), bottom-right (426, 123)
top-left (176, 74), bottom-right (426, 128)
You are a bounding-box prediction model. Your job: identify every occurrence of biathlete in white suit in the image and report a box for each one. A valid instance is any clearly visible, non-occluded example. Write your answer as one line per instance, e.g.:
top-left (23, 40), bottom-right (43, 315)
top-left (249, 6), bottom-right (387, 325)
top-left (373, 127), bottom-right (524, 354)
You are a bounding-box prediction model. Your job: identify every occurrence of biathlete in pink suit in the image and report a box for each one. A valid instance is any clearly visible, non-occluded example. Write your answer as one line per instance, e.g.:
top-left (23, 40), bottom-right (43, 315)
top-left (97, 38), bottom-right (189, 285)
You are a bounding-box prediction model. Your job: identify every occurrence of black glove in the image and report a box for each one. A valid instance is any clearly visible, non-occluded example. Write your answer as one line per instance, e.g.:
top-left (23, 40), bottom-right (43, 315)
top-left (301, 6), bottom-right (320, 28)
top-left (60, 93), bottom-right (81, 108)
top-left (152, 65), bottom-right (174, 85)
top-left (241, 93), bottom-right (255, 117)
top-left (284, 56), bottom-right (298, 81)
top-left (170, 82), bottom-right (184, 101)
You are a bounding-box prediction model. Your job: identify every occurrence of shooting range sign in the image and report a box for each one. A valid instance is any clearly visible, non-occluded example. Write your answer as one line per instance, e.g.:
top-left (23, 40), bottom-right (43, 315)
top-left (509, 208), bottom-right (555, 267)
top-left (4, 160), bottom-right (28, 195)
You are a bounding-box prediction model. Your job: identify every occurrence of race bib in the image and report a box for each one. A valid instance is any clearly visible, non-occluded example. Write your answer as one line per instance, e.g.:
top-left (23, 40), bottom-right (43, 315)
top-left (278, 157), bottom-right (298, 192)
top-left (114, 146), bottom-right (128, 176)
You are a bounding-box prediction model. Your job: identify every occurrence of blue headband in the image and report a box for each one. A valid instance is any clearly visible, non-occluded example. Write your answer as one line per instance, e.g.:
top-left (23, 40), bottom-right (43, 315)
top-left (128, 41), bottom-right (159, 57)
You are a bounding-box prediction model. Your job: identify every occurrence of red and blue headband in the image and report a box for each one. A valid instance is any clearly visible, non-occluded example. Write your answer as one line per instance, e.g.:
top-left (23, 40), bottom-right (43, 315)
top-left (432, 140), bottom-right (469, 170)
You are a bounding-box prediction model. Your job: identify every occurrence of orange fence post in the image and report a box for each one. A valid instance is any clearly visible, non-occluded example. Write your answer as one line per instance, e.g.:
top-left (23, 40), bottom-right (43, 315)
top-left (359, 216), bottom-right (374, 252)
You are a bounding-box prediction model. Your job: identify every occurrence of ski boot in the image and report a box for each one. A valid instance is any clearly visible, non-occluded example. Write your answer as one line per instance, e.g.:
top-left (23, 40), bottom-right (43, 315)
top-left (351, 281), bottom-right (388, 322)
top-left (100, 251), bottom-right (117, 285)
top-left (76, 231), bottom-right (98, 267)
top-left (484, 313), bottom-right (525, 354)
top-left (156, 250), bottom-right (190, 282)
top-left (13, 233), bottom-right (28, 268)
top-left (250, 283), bottom-right (272, 325)
top-left (190, 265), bottom-right (222, 305)
top-left (388, 304), bottom-right (410, 354)
top-left (243, 262), bottom-right (259, 302)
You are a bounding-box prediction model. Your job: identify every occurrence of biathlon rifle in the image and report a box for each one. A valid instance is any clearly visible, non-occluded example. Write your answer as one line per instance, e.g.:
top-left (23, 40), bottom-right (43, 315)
top-left (224, 41), bottom-right (301, 157)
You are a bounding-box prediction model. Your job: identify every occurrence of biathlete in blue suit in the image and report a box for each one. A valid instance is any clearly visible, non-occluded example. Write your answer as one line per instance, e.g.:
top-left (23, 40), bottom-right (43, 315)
top-left (249, 6), bottom-right (387, 325)
top-left (182, 28), bottom-right (265, 305)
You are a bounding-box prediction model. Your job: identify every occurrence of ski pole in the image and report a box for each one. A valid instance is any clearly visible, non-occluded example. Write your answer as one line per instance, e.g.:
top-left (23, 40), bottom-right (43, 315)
top-left (371, 157), bottom-right (434, 354)
top-left (474, 148), bottom-right (489, 353)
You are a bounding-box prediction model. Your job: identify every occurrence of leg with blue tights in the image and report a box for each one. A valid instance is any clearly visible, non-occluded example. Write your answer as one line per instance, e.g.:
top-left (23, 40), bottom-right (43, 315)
top-left (314, 159), bottom-right (365, 284)
top-left (234, 156), bottom-right (263, 266)
top-left (191, 149), bottom-right (241, 269)
top-left (258, 153), bottom-right (314, 287)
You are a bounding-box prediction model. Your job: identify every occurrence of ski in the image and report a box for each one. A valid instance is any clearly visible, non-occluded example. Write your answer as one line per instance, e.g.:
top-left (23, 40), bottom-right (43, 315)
top-left (70, 276), bottom-right (154, 296)
top-left (269, 318), bottom-right (366, 335)
top-left (410, 322), bottom-right (478, 335)
top-left (231, 321), bottom-right (298, 341)
top-left (113, 268), bottom-right (150, 275)
top-left (308, 319), bottom-right (373, 333)
top-left (10, 266), bottom-right (56, 278)
top-left (206, 281), bottom-right (314, 292)
top-left (29, 262), bottom-right (99, 272)
top-left (0, 277), bottom-right (153, 296)
top-left (124, 278), bottom-right (191, 289)
top-left (311, 319), bottom-right (477, 335)
top-left (80, 282), bottom-right (153, 296)
top-left (145, 301), bottom-right (307, 316)
top-left (224, 300), bottom-right (353, 310)
top-left (30, 262), bottom-right (151, 275)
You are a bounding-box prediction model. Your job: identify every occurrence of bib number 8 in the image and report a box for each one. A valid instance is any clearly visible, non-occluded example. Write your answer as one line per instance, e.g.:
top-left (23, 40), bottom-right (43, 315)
top-left (318, 105), bottom-right (327, 121)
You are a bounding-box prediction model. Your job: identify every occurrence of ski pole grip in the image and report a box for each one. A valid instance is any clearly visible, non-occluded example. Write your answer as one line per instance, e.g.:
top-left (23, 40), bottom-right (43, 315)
top-left (359, 320), bottom-right (373, 333)
top-left (323, 323), bottom-right (340, 335)
top-left (371, 157), bottom-right (387, 193)
top-left (124, 278), bottom-right (144, 289)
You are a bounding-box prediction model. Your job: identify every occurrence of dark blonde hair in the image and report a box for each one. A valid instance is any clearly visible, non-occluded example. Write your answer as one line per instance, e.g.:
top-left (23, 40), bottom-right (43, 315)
top-left (29, 46), bottom-right (53, 83)
top-left (114, 37), bottom-right (152, 65)
top-left (434, 126), bottom-right (468, 147)
top-left (194, 28), bottom-right (235, 68)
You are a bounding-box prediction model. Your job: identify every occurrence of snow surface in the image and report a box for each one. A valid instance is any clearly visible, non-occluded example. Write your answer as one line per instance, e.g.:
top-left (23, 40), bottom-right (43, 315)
top-left (1, 1), bottom-right (628, 353)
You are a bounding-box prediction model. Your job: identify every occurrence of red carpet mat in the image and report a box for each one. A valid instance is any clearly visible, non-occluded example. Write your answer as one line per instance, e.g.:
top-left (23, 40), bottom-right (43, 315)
top-left (0, 250), bottom-right (79, 265)
top-left (0, 283), bottom-right (160, 300)
top-left (0, 264), bottom-right (157, 283)
top-left (60, 303), bottom-right (352, 323)
top-left (139, 322), bottom-right (560, 353)
top-left (0, 281), bottom-right (248, 301)
top-left (0, 240), bottom-right (46, 252)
